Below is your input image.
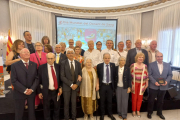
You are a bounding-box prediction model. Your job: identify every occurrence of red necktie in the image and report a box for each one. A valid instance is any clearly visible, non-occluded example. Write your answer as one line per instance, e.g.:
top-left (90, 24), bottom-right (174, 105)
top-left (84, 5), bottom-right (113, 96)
top-left (51, 66), bottom-right (58, 90)
top-left (25, 63), bottom-right (28, 69)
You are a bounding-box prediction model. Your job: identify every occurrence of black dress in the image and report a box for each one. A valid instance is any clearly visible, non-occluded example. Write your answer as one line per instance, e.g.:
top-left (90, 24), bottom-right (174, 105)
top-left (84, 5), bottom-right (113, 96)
top-left (6, 53), bottom-right (20, 73)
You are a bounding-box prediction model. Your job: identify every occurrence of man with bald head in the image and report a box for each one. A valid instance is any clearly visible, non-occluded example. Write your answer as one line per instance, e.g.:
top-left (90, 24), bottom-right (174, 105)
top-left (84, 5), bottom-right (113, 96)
top-left (126, 39), bottom-right (149, 67)
top-left (84, 40), bottom-right (101, 69)
top-left (11, 48), bottom-right (38, 120)
top-left (147, 40), bottom-right (159, 63)
top-left (147, 52), bottom-right (172, 119)
top-left (38, 52), bottom-right (62, 120)
top-left (76, 40), bottom-right (85, 56)
top-left (55, 44), bottom-right (67, 64)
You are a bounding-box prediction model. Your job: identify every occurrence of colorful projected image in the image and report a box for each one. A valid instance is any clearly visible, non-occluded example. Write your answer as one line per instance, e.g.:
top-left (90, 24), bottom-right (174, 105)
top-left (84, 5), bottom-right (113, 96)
top-left (56, 17), bottom-right (117, 50)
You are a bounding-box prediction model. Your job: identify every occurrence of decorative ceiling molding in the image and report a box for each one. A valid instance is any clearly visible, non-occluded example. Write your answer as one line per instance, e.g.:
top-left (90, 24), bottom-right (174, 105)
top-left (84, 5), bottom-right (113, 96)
top-left (25, 0), bottom-right (171, 13)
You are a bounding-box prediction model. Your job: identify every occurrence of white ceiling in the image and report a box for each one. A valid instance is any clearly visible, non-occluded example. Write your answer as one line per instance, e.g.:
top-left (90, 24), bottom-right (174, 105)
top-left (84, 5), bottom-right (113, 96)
top-left (44, 0), bottom-right (151, 8)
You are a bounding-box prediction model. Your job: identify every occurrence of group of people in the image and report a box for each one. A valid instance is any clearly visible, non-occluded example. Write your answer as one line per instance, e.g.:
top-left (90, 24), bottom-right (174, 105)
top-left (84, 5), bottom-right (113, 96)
top-left (6, 31), bottom-right (172, 120)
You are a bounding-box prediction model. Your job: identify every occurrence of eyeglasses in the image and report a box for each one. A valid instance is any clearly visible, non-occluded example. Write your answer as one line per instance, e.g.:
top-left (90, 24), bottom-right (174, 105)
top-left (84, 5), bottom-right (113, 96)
top-left (47, 58), bottom-right (54, 60)
top-left (67, 53), bottom-right (74, 54)
top-left (97, 44), bottom-right (102, 45)
top-left (35, 45), bottom-right (42, 47)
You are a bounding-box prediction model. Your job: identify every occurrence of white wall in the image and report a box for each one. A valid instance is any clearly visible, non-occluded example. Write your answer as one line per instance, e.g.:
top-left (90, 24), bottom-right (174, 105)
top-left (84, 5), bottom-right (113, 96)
top-left (0, 0), bottom-right (11, 62)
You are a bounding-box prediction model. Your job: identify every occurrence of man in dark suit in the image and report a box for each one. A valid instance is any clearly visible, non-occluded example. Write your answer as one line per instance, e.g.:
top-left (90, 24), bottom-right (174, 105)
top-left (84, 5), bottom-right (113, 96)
top-left (11, 48), bottom-right (39, 120)
top-left (97, 53), bottom-right (116, 120)
top-left (126, 39), bottom-right (149, 67)
top-left (38, 53), bottom-right (62, 120)
top-left (55, 44), bottom-right (67, 64)
top-left (61, 48), bottom-right (82, 120)
top-left (147, 52), bottom-right (172, 120)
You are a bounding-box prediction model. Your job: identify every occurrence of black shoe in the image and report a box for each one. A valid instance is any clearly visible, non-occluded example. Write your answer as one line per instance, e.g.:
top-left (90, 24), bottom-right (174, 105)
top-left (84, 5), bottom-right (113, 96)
top-left (147, 113), bottom-right (152, 119)
top-left (157, 114), bottom-right (165, 119)
top-left (108, 115), bottom-right (116, 120)
top-left (72, 118), bottom-right (77, 120)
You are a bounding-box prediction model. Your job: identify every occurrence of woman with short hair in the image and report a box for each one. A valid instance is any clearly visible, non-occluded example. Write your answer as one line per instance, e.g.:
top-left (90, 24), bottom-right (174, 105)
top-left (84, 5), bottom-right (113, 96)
top-left (131, 52), bottom-right (149, 117)
top-left (80, 58), bottom-right (99, 120)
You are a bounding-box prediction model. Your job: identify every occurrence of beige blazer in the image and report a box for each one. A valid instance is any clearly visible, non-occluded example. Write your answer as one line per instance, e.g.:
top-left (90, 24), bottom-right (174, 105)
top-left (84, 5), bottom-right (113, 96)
top-left (147, 49), bottom-right (159, 63)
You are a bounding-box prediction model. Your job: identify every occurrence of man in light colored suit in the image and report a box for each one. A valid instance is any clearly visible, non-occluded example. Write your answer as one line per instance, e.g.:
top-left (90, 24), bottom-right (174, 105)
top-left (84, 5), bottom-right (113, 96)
top-left (147, 52), bottom-right (172, 120)
top-left (147, 40), bottom-right (159, 63)
top-left (61, 48), bottom-right (82, 120)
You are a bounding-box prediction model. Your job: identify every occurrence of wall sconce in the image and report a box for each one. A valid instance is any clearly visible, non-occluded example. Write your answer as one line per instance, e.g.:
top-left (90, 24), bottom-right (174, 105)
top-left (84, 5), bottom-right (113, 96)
top-left (142, 38), bottom-right (152, 49)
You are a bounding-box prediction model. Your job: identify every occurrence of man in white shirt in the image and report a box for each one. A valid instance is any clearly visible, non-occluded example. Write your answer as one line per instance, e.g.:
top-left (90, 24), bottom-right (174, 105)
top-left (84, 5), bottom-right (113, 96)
top-left (66, 39), bottom-right (75, 50)
top-left (38, 53), bottom-right (62, 120)
top-left (116, 41), bottom-right (127, 65)
top-left (147, 40), bottom-right (159, 63)
top-left (84, 40), bottom-right (101, 69)
top-left (100, 40), bottom-right (118, 66)
top-left (147, 52), bottom-right (172, 120)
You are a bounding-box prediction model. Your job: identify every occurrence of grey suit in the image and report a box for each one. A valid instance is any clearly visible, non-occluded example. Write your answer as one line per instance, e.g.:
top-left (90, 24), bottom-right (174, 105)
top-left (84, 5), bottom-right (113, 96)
top-left (24, 41), bottom-right (35, 54)
top-left (148, 61), bottom-right (172, 115)
top-left (60, 59), bottom-right (82, 120)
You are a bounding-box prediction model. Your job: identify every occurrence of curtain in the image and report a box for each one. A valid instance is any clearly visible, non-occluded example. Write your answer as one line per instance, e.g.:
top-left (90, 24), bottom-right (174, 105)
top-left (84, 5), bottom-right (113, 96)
top-left (107, 14), bottom-right (141, 48)
top-left (9, 1), bottom-right (52, 44)
top-left (152, 3), bottom-right (180, 66)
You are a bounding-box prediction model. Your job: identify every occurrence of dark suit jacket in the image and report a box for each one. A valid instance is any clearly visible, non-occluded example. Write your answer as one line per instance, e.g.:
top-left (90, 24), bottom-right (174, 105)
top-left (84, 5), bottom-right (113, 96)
top-left (11, 60), bottom-right (39, 99)
top-left (97, 62), bottom-right (116, 90)
top-left (115, 66), bottom-right (132, 89)
top-left (81, 49), bottom-right (85, 56)
top-left (38, 63), bottom-right (61, 99)
top-left (126, 48), bottom-right (149, 67)
top-left (60, 59), bottom-right (82, 91)
top-left (55, 53), bottom-right (67, 64)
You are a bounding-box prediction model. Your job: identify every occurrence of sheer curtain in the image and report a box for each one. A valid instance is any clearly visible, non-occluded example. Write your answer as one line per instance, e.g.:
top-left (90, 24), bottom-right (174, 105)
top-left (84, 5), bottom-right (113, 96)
top-left (107, 14), bottom-right (141, 48)
top-left (152, 3), bottom-right (180, 66)
top-left (9, 1), bottom-right (52, 44)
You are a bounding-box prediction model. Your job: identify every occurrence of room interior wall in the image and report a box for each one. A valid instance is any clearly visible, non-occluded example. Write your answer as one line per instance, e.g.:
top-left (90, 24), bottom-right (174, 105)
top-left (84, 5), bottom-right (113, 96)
top-left (0, 0), bottom-right (11, 62)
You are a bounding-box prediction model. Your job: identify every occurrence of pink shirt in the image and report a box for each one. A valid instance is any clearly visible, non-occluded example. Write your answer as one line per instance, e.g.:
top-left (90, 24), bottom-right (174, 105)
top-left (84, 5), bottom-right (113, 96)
top-left (30, 52), bottom-right (47, 69)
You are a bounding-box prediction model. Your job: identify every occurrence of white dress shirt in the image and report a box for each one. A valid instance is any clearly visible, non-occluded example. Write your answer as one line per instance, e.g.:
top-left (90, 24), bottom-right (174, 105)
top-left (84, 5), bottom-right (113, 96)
top-left (21, 59), bottom-right (33, 94)
top-left (100, 48), bottom-right (118, 66)
top-left (47, 63), bottom-right (57, 90)
top-left (84, 49), bottom-right (100, 67)
top-left (103, 63), bottom-right (111, 83)
top-left (118, 66), bottom-right (124, 87)
top-left (117, 50), bottom-right (127, 58)
top-left (136, 48), bottom-right (142, 53)
top-left (151, 52), bottom-right (156, 62)
top-left (68, 59), bottom-right (75, 70)
top-left (157, 62), bottom-right (163, 75)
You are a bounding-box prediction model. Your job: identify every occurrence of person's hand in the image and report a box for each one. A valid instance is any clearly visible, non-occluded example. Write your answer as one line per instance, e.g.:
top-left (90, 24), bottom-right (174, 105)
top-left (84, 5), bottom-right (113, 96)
top-left (39, 93), bottom-right (43, 99)
top-left (71, 84), bottom-right (78, 90)
top-left (77, 75), bottom-right (82, 82)
top-left (155, 82), bottom-right (160, 86)
top-left (162, 81), bottom-right (167, 86)
top-left (96, 85), bottom-right (99, 91)
top-left (59, 88), bottom-right (62, 95)
top-left (131, 87), bottom-right (135, 92)
top-left (127, 87), bottom-right (131, 93)
top-left (26, 89), bottom-right (33, 95)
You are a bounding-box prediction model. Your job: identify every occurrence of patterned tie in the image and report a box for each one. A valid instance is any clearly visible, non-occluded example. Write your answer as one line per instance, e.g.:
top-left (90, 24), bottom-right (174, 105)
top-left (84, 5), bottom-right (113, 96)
top-left (25, 63), bottom-right (28, 69)
top-left (56, 54), bottom-right (59, 64)
top-left (106, 65), bottom-right (109, 83)
top-left (51, 66), bottom-right (58, 90)
top-left (71, 62), bottom-right (75, 82)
